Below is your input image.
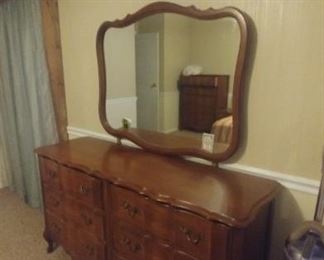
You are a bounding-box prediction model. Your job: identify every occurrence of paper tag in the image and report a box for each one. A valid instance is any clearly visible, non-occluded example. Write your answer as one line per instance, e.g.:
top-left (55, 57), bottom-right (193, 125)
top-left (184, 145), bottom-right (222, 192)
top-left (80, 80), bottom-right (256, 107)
top-left (122, 117), bottom-right (132, 129)
top-left (202, 133), bottom-right (214, 153)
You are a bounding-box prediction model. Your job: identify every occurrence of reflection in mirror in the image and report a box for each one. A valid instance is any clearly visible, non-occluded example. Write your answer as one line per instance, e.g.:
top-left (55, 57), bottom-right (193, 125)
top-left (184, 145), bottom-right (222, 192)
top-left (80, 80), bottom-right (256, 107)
top-left (104, 13), bottom-right (240, 154)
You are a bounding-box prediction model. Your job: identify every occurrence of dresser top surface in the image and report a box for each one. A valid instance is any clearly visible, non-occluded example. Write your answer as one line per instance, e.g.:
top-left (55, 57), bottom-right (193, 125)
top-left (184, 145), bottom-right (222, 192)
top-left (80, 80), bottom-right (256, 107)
top-left (36, 137), bottom-right (280, 227)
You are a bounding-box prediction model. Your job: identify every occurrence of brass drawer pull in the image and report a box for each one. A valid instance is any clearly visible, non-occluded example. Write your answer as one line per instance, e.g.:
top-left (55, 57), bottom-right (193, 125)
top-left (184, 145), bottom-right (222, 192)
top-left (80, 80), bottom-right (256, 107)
top-left (79, 185), bottom-right (90, 194)
top-left (122, 201), bottom-right (139, 218)
top-left (121, 236), bottom-right (141, 253)
top-left (179, 226), bottom-right (201, 245)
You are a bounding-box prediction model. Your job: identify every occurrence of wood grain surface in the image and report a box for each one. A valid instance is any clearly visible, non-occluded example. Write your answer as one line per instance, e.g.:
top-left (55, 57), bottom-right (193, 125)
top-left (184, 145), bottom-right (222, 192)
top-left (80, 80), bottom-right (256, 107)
top-left (36, 137), bottom-right (280, 228)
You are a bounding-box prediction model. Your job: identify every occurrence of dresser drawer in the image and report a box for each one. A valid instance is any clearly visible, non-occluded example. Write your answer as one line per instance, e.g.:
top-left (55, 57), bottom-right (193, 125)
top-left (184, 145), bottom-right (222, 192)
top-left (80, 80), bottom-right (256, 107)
top-left (111, 186), bottom-right (173, 241)
top-left (147, 202), bottom-right (173, 241)
top-left (41, 158), bottom-right (61, 190)
top-left (174, 210), bottom-right (213, 259)
top-left (64, 197), bottom-right (104, 241)
top-left (112, 221), bottom-right (148, 260)
top-left (111, 186), bottom-right (147, 227)
top-left (61, 167), bottom-right (103, 208)
top-left (43, 188), bottom-right (64, 218)
top-left (65, 226), bottom-right (105, 260)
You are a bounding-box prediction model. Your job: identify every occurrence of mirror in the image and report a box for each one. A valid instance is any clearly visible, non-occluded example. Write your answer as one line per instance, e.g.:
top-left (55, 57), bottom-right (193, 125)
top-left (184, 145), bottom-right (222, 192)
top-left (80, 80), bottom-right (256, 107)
top-left (97, 2), bottom-right (249, 162)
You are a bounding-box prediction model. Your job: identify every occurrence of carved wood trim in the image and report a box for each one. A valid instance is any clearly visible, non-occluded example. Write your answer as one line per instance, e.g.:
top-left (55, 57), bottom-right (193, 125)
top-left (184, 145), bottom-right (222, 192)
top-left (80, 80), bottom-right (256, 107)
top-left (40, 0), bottom-right (68, 141)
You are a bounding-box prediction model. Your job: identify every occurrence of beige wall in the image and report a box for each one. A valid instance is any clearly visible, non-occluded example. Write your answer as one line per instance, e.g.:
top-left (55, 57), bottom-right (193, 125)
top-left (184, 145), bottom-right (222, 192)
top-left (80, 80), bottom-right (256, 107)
top-left (59, 1), bottom-right (323, 259)
top-left (162, 14), bottom-right (191, 131)
top-left (163, 14), bottom-right (191, 92)
top-left (224, 0), bottom-right (323, 182)
top-left (105, 26), bottom-right (136, 99)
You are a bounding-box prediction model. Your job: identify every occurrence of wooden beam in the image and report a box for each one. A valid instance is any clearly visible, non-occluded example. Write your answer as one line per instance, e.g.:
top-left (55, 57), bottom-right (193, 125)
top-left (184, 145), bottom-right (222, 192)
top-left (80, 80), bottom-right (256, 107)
top-left (40, 0), bottom-right (68, 141)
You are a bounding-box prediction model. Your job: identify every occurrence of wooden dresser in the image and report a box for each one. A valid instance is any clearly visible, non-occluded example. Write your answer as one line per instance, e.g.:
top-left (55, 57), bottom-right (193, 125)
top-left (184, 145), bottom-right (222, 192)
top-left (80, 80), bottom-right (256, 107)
top-left (36, 137), bottom-right (280, 260)
top-left (178, 75), bottom-right (229, 132)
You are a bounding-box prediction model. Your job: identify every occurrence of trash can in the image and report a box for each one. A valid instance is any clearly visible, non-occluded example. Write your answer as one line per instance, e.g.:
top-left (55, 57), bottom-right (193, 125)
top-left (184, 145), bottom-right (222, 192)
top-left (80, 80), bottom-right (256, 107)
top-left (284, 222), bottom-right (324, 260)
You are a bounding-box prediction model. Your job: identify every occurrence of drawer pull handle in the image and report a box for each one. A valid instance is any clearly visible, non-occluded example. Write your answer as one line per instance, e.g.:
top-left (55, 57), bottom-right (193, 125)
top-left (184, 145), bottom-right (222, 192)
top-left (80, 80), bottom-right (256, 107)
top-left (81, 213), bottom-right (93, 226)
top-left (179, 226), bottom-right (201, 245)
top-left (79, 185), bottom-right (90, 194)
top-left (85, 244), bottom-right (95, 256)
top-left (122, 201), bottom-right (139, 218)
top-left (121, 236), bottom-right (141, 253)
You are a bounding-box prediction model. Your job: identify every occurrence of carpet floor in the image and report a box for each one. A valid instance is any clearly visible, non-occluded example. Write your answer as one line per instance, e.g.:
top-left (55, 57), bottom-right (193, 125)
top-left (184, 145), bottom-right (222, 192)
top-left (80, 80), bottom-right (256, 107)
top-left (0, 188), bottom-right (70, 260)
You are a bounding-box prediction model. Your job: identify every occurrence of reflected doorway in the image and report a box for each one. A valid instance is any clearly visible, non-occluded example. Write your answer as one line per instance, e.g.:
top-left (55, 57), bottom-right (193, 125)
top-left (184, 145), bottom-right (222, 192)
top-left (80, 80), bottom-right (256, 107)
top-left (135, 32), bottom-right (160, 131)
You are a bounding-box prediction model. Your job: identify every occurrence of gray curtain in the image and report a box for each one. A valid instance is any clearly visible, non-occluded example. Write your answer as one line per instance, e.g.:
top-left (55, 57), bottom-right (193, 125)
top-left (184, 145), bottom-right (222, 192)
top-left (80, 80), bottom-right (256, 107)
top-left (0, 0), bottom-right (58, 207)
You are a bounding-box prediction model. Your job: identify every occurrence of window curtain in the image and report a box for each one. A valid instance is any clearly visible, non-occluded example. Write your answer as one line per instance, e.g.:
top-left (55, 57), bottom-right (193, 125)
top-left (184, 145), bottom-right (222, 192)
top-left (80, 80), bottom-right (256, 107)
top-left (0, 117), bottom-right (9, 189)
top-left (0, 0), bottom-right (58, 207)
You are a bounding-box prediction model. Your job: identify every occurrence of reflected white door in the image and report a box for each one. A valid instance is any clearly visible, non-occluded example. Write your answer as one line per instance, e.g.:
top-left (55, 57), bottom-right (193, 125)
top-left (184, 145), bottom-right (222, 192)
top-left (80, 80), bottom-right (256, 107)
top-left (135, 33), bottom-right (159, 131)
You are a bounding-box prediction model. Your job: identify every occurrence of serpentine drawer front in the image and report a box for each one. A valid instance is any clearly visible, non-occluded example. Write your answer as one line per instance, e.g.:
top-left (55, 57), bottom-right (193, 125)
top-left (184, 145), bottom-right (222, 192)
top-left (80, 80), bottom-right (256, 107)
top-left (61, 166), bottom-right (103, 209)
top-left (36, 137), bottom-right (280, 260)
top-left (110, 185), bottom-right (224, 259)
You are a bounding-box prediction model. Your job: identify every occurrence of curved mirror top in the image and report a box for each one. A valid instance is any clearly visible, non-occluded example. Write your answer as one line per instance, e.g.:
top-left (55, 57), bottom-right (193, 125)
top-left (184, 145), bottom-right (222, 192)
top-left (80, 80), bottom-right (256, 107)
top-left (97, 2), bottom-right (248, 162)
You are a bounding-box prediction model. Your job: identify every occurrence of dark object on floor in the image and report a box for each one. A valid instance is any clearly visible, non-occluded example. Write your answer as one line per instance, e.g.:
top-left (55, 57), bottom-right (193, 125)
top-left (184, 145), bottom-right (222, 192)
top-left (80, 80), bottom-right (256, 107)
top-left (285, 152), bottom-right (324, 260)
top-left (285, 221), bottom-right (324, 260)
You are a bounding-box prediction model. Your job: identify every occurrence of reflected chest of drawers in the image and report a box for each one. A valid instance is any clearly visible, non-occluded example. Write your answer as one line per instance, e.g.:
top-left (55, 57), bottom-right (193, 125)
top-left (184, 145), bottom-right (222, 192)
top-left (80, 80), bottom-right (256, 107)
top-left (36, 137), bottom-right (280, 260)
top-left (178, 75), bottom-right (229, 132)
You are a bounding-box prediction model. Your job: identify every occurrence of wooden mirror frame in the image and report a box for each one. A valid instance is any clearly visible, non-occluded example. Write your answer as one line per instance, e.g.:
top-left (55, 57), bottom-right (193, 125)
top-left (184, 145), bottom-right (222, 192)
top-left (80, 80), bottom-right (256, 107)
top-left (96, 1), bottom-right (249, 163)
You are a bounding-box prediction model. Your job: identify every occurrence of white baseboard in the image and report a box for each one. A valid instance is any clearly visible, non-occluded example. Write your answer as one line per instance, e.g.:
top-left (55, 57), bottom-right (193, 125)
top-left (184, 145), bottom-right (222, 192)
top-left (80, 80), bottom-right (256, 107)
top-left (67, 126), bottom-right (320, 195)
top-left (219, 163), bottom-right (320, 195)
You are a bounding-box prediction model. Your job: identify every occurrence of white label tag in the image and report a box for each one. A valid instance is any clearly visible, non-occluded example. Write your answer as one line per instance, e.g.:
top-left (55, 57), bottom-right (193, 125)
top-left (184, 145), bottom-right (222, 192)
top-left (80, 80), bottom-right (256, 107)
top-left (202, 133), bottom-right (214, 153)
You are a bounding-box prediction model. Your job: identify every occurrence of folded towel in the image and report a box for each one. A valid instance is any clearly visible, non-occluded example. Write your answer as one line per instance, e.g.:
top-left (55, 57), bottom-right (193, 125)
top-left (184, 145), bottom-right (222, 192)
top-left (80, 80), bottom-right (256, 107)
top-left (182, 65), bottom-right (203, 76)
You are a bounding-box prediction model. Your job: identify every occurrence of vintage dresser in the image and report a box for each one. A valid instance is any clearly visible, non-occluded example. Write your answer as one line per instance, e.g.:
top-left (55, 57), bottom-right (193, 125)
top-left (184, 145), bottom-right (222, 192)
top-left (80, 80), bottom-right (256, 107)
top-left (36, 137), bottom-right (279, 260)
top-left (36, 2), bottom-right (280, 259)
